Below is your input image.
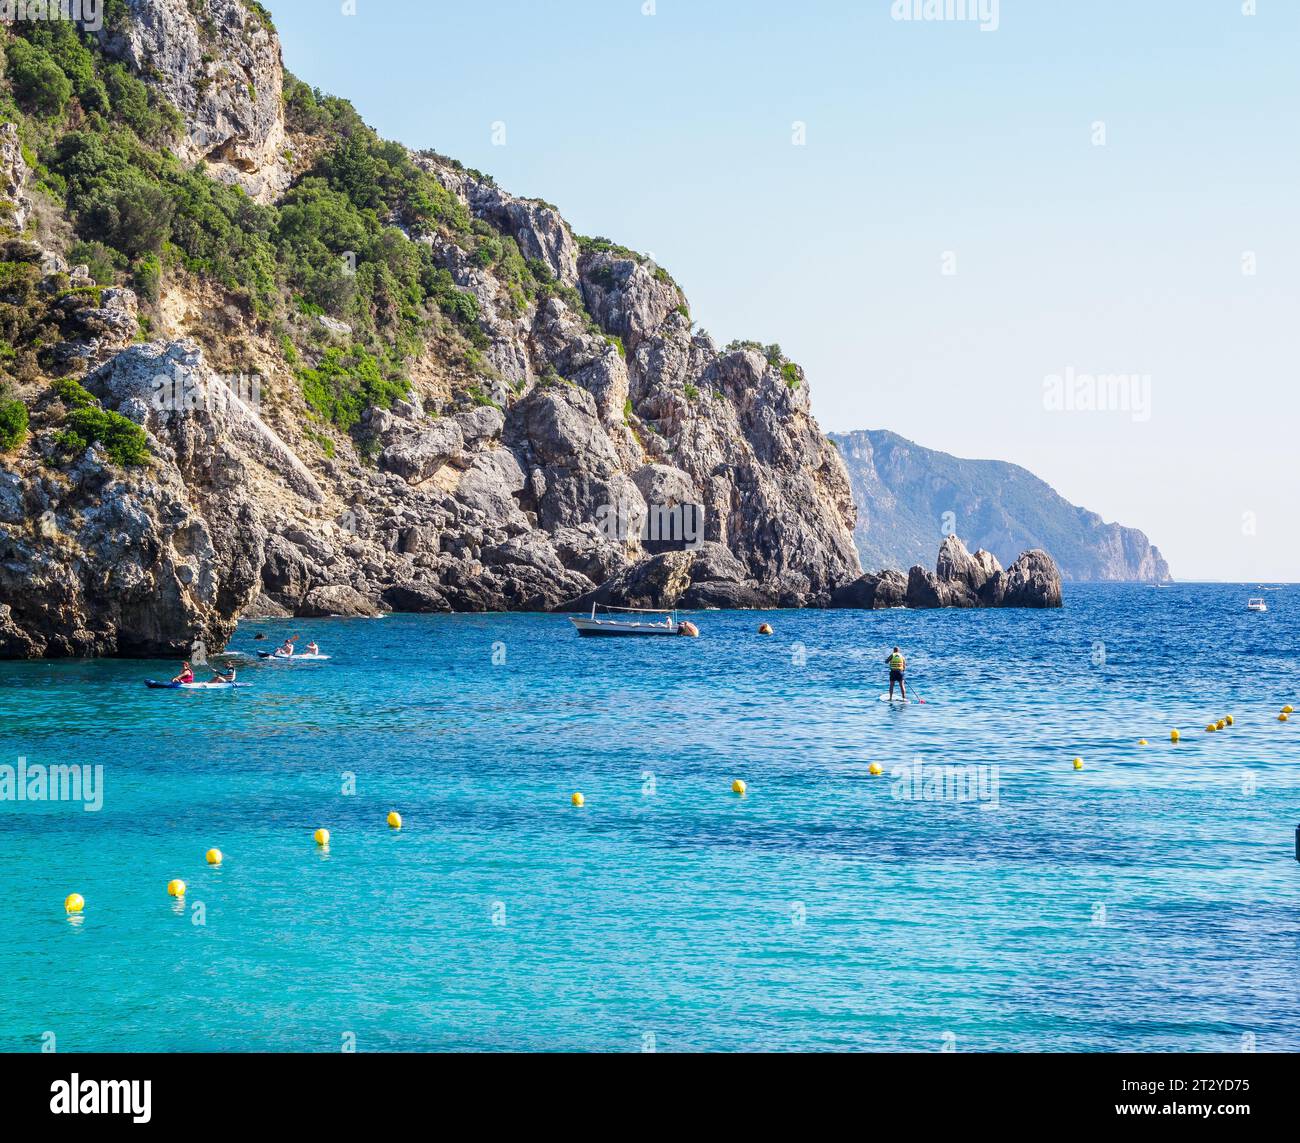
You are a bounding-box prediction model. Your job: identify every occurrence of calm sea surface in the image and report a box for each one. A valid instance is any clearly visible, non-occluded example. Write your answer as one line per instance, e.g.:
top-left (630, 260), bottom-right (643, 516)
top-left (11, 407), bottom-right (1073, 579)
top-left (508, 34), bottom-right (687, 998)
top-left (1, 583), bottom-right (1297, 1052)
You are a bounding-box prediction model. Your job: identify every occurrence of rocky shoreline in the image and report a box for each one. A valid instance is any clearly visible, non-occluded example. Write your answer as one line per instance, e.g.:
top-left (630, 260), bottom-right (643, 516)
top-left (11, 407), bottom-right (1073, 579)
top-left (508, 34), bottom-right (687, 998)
top-left (0, 3), bottom-right (1060, 660)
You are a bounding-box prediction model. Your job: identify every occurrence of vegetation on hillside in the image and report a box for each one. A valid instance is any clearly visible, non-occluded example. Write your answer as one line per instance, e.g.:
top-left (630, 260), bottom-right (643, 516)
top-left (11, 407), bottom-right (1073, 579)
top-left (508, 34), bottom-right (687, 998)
top-left (52, 377), bottom-right (149, 466)
top-left (0, 14), bottom-right (610, 463)
top-left (0, 387), bottom-right (27, 450)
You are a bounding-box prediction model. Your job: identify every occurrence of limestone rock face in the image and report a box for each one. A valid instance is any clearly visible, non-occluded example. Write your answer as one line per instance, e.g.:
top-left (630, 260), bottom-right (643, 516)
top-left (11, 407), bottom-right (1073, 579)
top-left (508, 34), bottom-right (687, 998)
top-left (580, 253), bottom-right (682, 349)
top-left (94, 0), bottom-right (290, 203)
top-left (0, 446), bottom-right (235, 658)
top-left (991, 549), bottom-right (1064, 609)
top-left (299, 584), bottom-right (380, 618)
top-left (0, 123), bottom-right (32, 235)
top-left (419, 157), bottom-right (580, 286)
top-left (830, 569), bottom-right (907, 610)
top-left (380, 420), bottom-right (466, 485)
top-left (936, 534), bottom-right (1000, 594)
top-left (565, 542), bottom-right (775, 612)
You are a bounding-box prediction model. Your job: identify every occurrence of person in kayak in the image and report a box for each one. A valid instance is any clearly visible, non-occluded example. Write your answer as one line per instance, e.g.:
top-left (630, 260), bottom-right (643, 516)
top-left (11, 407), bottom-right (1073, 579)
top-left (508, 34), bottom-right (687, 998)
top-left (209, 665), bottom-right (236, 684)
top-left (277, 636), bottom-right (296, 658)
top-left (304, 641), bottom-right (320, 656)
top-left (171, 662), bottom-right (194, 684)
top-left (886, 646), bottom-right (907, 701)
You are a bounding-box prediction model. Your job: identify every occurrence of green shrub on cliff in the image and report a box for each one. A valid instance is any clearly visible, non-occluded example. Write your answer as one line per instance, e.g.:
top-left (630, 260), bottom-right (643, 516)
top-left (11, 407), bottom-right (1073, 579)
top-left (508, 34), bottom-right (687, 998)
top-left (298, 345), bottom-right (407, 432)
top-left (577, 235), bottom-right (642, 262)
top-left (132, 252), bottom-right (161, 302)
top-left (51, 378), bottom-right (149, 466)
top-left (103, 62), bottom-right (182, 146)
top-left (0, 393), bottom-right (28, 451)
top-left (58, 406), bottom-right (150, 466)
top-left (54, 378), bottom-right (97, 410)
top-left (0, 260), bottom-right (60, 384)
top-left (70, 240), bottom-right (125, 285)
top-left (17, 19), bottom-right (107, 114)
top-left (50, 126), bottom-right (277, 309)
top-left (5, 37), bottom-right (72, 119)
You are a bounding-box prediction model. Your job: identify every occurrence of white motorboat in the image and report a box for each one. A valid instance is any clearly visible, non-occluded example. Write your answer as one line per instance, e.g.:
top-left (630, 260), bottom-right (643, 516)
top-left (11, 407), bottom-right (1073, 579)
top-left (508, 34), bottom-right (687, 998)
top-left (1246, 598), bottom-right (1267, 613)
top-left (570, 604), bottom-right (696, 637)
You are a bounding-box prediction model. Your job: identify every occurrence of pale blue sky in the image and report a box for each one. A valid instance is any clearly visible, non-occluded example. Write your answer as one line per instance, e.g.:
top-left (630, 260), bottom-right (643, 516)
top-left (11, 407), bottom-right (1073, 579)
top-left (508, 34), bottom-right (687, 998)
top-left (268, 0), bottom-right (1300, 581)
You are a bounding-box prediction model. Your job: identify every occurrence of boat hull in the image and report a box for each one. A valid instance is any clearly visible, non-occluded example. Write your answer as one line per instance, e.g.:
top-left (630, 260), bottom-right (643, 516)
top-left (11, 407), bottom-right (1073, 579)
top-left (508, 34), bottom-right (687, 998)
top-left (570, 618), bottom-right (681, 636)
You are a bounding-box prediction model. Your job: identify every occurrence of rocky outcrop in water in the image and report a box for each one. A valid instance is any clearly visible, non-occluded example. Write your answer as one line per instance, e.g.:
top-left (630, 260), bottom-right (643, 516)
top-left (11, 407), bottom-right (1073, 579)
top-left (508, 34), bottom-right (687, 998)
top-left (829, 429), bottom-right (1171, 583)
top-left (831, 535), bottom-right (1062, 609)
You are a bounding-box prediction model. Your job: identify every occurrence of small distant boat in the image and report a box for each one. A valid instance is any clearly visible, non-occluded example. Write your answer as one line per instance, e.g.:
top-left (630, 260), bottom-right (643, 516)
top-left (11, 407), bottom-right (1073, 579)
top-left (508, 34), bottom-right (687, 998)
top-left (1246, 598), bottom-right (1268, 613)
top-left (570, 604), bottom-right (697, 637)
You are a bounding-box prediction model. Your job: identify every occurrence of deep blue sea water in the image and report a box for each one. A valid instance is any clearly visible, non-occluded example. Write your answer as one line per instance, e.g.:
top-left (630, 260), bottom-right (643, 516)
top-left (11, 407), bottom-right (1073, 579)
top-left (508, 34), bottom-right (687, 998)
top-left (1, 583), bottom-right (1298, 1052)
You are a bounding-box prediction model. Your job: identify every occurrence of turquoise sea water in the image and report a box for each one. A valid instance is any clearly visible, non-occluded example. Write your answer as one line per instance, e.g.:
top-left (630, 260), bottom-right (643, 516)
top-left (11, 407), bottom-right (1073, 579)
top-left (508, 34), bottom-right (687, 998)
top-left (1, 583), bottom-right (1298, 1052)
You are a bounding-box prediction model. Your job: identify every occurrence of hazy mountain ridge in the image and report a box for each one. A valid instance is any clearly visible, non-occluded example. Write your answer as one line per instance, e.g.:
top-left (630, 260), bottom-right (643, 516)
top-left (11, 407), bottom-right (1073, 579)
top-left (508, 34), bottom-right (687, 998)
top-left (829, 429), bottom-right (1171, 583)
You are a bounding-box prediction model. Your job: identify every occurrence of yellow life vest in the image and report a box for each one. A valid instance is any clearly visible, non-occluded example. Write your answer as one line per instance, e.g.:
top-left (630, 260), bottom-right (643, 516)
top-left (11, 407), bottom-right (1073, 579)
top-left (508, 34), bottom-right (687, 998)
top-left (889, 653), bottom-right (905, 670)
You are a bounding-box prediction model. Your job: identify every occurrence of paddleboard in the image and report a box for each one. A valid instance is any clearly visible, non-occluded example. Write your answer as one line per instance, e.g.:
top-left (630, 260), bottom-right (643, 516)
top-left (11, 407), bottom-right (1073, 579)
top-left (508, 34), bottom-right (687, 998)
top-left (879, 694), bottom-right (925, 705)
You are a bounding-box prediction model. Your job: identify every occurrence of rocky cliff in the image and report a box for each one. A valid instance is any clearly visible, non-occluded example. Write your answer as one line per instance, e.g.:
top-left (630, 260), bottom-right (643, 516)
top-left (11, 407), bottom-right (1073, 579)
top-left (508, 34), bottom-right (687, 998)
top-left (95, 0), bottom-right (290, 203)
top-left (829, 429), bottom-right (1171, 583)
top-left (0, 3), bottom-right (860, 658)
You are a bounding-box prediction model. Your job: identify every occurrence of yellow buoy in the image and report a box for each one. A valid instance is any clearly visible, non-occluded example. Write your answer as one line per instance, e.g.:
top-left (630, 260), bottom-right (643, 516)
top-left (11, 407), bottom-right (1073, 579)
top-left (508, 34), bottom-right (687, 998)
top-left (314, 828), bottom-right (330, 846)
top-left (387, 810), bottom-right (402, 830)
top-left (1280, 713), bottom-right (1289, 723)
top-left (1170, 729), bottom-right (1180, 743)
top-left (758, 622), bottom-right (773, 635)
top-left (1225, 715), bottom-right (1234, 726)
top-left (731, 779), bottom-right (747, 795)
top-left (205, 848), bottom-right (222, 865)
top-left (868, 762), bottom-right (883, 777)
top-left (167, 879), bottom-right (186, 898)
top-left (1138, 739), bottom-right (1148, 746)
top-left (64, 893), bottom-right (84, 914)
top-left (1283, 705), bottom-right (1294, 714)
top-left (1215, 720), bottom-right (1226, 730)
top-left (1072, 758), bottom-right (1084, 771)
top-left (1205, 725), bottom-right (1216, 733)
top-left (571, 792), bottom-right (584, 807)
